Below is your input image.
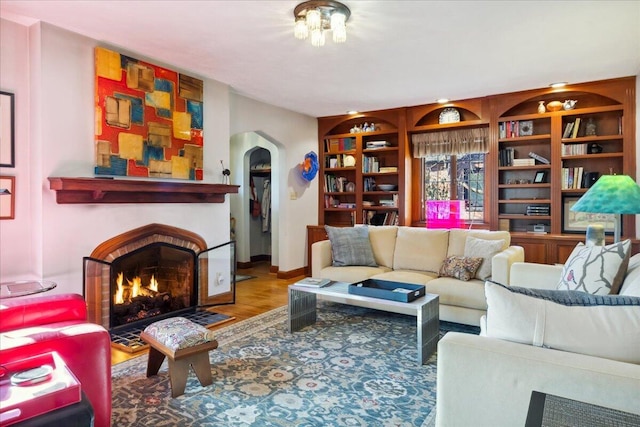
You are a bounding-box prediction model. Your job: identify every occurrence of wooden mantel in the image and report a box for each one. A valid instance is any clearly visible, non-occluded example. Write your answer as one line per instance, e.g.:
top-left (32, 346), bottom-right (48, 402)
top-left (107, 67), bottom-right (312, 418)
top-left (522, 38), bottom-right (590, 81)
top-left (48, 177), bottom-right (239, 204)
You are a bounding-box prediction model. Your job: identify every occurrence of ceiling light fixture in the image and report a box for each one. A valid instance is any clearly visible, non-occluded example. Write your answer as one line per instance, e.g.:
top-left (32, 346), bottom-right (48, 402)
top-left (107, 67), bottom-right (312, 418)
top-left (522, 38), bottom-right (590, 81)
top-left (550, 82), bottom-right (568, 88)
top-left (294, 1), bottom-right (351, 47)
top-left (436, 98), bottom-right (450, 104)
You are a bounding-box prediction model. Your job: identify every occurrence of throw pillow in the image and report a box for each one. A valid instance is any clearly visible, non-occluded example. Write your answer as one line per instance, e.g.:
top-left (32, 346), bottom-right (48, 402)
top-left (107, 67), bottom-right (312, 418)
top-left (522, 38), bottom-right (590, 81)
top-left (439, 256), bottom-right (483, 281)
top-left (557, 240), bottom-right (631, 295)
top-left (324, 225), bottom-right (377, 267)
top-left (463, 236), bottom-right (505, 280)
top-left (392, 227), bottom-right (449, 274)
top-left (484, 281), bottom-right (640, 364)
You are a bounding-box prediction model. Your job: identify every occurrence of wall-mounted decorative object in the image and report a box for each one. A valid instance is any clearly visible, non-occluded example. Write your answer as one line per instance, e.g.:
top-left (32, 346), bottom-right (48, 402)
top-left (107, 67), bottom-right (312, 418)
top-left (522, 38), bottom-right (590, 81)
top-left (0, 91), bottom-right (15, 168)
top-left (300, 151), bottom-right (319, 181)
top-left (94, 48), bottom-right (204, 180)
top-left (438, 107), bottom-right (460, 124)
top-left (0, 175), bottom-right (15, 219)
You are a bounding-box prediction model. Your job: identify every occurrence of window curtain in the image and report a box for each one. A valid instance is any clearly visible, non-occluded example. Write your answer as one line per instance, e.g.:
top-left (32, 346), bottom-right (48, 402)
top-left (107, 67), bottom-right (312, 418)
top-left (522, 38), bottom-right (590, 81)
top-left (412, 128), bottom-right (489, 158)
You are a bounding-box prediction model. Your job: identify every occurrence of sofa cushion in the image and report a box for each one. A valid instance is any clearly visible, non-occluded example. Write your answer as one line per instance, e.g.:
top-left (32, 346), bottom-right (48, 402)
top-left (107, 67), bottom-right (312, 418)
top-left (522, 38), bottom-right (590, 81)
top-left (439, 256), bottom-right (483, 281)
top-left (425, 277), bottom-right (487, 310)
top-left (393, 228), bottom-right (449, 274)
top-left (447, 229), bottom-right (511, 257)
top-left (368, 226), bottom-right (398, 269)
top-left (464, 236), bottom-right (505, 280)
top-left (484, 281), bottom-right (640, 364)
top-left (557, 240), bottom-right (631, 295)
top-left (319, 265), bottom-right (390, 283)
top-left (371, 270), bottom-right (437, 285)
top-left (620, 253), bottom-right (640, 297)
top-left (325, 225), bottom-right (377, 267)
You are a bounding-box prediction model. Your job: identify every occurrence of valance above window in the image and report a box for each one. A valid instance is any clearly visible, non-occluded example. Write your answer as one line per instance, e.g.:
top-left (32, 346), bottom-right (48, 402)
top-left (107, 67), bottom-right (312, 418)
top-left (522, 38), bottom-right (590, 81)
top-left (412, 127), bottom-right (489, 157)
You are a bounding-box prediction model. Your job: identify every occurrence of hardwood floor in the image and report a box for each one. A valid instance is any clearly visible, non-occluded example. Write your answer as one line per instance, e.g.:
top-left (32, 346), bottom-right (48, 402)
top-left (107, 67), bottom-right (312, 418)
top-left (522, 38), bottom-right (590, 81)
top-left (111, 262), bottom-right (304, 365)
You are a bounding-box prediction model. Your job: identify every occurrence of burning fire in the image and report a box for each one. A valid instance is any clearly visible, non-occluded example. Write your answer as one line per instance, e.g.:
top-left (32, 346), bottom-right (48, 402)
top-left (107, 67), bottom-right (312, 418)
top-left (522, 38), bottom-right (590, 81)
top-left (114, 272), bottom-right (159, 305)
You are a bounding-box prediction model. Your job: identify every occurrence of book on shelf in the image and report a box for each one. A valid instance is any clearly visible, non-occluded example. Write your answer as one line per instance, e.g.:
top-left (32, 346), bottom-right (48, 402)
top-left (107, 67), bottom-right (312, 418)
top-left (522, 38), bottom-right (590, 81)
top-left (562, 121), bottom-right (575, 138)
top-left (325, 137), bottom-right (355, 153)
top-left (528, 152), bottom-right (550, 164)
top-left (562, 166), bottom-right (584, 189)
top-left (379, 166), bottom-right (398, 173)
top-left (295, 278), bottom-right (331, 288)
top-left (571, 118), bottom-right (581, 138)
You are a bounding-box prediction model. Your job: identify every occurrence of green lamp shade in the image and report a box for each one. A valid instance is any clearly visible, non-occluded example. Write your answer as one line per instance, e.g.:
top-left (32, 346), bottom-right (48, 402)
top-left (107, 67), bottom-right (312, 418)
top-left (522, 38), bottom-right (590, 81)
top-left (570, 175), bottom-right (640, 214)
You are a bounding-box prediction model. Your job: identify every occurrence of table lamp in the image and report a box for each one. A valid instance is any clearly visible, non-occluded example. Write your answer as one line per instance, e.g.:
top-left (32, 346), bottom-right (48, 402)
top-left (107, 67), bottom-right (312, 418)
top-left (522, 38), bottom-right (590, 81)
top-left (570, 175), bottom-right (640, 243)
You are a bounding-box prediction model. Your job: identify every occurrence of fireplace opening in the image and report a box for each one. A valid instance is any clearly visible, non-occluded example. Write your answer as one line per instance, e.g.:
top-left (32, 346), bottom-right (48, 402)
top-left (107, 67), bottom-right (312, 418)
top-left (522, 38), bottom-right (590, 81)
top-left (109, 242), bottom-right (197, 330)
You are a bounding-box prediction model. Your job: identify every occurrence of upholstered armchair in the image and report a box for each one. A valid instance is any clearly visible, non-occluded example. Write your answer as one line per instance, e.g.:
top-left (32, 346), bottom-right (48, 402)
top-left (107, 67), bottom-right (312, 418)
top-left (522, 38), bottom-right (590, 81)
top-left (0, 293), bottom-right (111, 427)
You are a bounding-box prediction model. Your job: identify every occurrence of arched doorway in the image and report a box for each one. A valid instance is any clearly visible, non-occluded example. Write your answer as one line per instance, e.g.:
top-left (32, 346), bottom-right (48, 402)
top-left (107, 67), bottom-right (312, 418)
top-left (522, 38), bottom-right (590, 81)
top-left (230, 132), bottom-right (281, 270)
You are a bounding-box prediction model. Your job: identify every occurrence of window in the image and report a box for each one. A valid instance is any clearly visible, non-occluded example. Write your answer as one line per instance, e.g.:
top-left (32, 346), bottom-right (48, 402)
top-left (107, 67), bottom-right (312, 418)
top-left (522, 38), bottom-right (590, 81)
top-left (421, 153), bottom-right (485, 223)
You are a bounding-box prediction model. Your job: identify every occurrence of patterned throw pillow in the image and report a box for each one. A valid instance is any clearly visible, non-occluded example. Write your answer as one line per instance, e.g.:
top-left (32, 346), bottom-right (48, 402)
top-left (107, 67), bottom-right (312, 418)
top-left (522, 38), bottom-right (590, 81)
top-left (463, 236), bottom-right (505, 280)
top-left (439, 256), bottom-right (483, 281)
top-left (557, 240), bottom-right (631, 295)
top-left (325, 225), bottom-right (377, 267)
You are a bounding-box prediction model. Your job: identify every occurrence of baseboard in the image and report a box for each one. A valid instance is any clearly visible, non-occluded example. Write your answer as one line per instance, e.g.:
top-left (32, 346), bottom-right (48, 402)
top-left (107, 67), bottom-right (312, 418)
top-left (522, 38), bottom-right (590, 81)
top-left (276, 266), bottom-right (305, 279)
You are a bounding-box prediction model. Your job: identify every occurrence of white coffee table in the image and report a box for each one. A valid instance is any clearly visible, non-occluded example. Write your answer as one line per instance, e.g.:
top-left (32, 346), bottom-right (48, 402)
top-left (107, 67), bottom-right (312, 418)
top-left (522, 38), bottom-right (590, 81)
top-left (288, 281), bottom-right (439, 365)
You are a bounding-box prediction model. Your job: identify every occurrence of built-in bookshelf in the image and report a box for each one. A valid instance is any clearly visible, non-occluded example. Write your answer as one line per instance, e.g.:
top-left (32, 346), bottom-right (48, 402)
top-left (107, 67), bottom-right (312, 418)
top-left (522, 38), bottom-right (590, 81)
top-left (318, 109), bottom-right (406, 226)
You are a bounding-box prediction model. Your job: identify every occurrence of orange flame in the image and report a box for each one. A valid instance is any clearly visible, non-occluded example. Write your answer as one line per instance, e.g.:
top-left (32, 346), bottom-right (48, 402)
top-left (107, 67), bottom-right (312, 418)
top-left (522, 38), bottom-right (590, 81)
top-left (149, 274), bottom-right (158, 292)
top-left (114, 272), bottom-right (124, 304)
top-left (114, 273), bottom-right (159, 305)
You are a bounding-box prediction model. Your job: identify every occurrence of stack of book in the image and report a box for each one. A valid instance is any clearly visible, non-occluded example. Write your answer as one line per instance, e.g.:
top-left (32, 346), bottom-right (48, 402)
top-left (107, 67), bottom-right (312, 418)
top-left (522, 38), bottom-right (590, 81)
top-left (526, 205), bottom-right (550, 216)
top-left (512, 158), bottom-right (535, 166)
top-left (379, 166), bottom-right (398, 173)
top-left (366, 140), bottom-right (391, 149)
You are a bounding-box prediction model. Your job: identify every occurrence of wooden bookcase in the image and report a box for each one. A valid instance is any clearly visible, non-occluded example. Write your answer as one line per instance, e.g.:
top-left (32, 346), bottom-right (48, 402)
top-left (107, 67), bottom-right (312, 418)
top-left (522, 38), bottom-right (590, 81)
top-left (317, 108), bottom-right (408, 227)
top-left (489, 77), bottom-right (636, 251)
top-left (310, 77), bottom-right (636, 267)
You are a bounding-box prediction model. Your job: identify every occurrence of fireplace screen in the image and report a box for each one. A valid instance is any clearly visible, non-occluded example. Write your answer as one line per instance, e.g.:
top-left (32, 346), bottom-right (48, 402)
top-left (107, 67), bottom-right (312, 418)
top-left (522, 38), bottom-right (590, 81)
top-left (85, 242), bottom-right (198, 331)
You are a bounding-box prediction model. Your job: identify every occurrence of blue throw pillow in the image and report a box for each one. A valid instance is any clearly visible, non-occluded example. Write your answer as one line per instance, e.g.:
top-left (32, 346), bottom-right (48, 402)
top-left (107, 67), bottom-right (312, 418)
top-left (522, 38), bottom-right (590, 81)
top-left (325, 226), bottom-right (377, 267)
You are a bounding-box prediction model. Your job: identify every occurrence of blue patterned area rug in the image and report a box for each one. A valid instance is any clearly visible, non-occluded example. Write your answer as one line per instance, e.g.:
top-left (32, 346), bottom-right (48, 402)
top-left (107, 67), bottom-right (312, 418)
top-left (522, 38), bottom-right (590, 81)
top-left (111, 302), bottom-right (479, 426)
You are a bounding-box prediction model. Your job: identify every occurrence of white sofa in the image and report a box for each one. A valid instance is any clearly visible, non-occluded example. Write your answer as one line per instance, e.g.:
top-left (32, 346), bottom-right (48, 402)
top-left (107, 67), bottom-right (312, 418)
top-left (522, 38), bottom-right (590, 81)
top-left (436, 253), bottom-right (640, 426)
top-left (311, 226), bottom-right (524, 326)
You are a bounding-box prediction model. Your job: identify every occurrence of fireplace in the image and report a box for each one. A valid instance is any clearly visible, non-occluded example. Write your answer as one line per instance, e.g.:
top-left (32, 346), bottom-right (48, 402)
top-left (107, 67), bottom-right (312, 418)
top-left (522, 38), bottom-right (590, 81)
top-left (84, 223), bottom-right (236, 331)
top-left (109, 243), bottom-right (196, 329)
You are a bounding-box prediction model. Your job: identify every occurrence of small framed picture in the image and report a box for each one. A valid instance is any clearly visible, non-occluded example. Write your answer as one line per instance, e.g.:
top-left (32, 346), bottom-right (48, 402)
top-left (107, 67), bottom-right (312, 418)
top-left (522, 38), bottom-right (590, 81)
top-left (0, 175), bottom-right (15, 220)
top-left (0, 91), bottom-right (15, 168)
top-left (534, 171), bottom-right (547, 183)
top-left (519, 120), bottom-right (533, 136)
top-left (562, 196), bottom-right (615, 234)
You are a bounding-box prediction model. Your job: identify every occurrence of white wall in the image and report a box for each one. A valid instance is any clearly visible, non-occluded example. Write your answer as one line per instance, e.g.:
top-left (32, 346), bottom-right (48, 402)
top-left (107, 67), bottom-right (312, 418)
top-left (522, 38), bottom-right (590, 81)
top-left (0, 18), bottom-right (34, 278)
top-left (0, 20), bottom-right (234, 295)
top-left (230, 94), bottom-right (318, 273)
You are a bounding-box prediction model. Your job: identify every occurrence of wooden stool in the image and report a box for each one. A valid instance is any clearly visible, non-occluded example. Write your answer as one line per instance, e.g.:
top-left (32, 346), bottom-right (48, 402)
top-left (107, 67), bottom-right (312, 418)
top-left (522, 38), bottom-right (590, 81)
top-left (140, 316), bottom-right (218, 398)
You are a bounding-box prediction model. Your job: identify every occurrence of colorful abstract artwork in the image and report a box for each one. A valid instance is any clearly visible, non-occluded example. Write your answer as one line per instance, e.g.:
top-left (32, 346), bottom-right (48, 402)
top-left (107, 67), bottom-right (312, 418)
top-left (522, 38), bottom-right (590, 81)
top-left (94, 47), bottom-right (204, 180)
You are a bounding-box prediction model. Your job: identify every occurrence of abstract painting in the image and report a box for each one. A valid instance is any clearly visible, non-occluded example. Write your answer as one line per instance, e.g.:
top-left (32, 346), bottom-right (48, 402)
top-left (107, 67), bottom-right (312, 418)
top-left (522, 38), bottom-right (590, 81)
top-left (94, 47), bottom-right (204, 180)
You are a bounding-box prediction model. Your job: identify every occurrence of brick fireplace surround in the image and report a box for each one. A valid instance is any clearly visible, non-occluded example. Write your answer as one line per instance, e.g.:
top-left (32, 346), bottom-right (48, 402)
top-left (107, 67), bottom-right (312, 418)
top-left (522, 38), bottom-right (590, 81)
top-left (85, 223), bottom-right (208, 329)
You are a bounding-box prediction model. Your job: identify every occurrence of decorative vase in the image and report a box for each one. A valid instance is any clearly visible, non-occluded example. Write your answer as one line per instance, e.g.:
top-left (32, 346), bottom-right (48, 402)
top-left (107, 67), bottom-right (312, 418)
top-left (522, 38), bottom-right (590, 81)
top-left (537, 101), bottom-right (546, 114)
top-left (546, 101), bottom-right (562, 112)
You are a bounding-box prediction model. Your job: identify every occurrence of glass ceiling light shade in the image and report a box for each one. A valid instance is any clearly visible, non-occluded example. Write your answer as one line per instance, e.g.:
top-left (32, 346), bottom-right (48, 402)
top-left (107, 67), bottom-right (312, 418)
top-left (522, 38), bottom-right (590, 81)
top-left (293, 1), bottom-right (351, 47)
top-left (570, 175), bottom-right (640, 242)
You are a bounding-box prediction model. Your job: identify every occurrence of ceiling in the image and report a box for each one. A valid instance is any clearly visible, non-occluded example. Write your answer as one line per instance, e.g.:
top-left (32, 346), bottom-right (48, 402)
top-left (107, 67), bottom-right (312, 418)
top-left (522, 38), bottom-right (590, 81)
top-left (1, 1), bottom-right (639, 118)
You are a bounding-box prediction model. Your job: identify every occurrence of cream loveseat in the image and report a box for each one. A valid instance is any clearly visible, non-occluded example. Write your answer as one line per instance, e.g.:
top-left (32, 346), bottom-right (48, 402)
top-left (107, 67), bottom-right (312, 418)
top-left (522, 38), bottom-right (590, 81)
top-left (311, 225), bottom-right (524, 326)
top-left (436, 251), bottom-right (640, 426)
